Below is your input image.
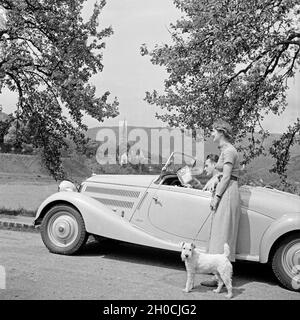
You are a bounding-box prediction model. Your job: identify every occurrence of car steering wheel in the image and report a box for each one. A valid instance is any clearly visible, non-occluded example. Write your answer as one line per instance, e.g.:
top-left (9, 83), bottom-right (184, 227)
top-left (170, 179), bottom-right (181, 186)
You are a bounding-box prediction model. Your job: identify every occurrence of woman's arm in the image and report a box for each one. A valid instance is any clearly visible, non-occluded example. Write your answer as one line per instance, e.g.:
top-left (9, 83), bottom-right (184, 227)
top-left (215, 163), bottom-right (233, 197)
top-left (210, 163), bottom-right (233, 211)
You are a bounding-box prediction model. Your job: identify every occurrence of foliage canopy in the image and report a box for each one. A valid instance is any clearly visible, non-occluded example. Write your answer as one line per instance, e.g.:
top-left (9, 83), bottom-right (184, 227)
top-left (142, 0), bottom-right (300, 179)
top-left (0, 0), bottom-right (118, 179)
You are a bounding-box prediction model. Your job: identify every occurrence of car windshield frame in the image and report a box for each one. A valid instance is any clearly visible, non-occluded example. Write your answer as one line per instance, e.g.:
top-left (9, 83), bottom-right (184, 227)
top-left (154, 152), bottom-right (200, 184)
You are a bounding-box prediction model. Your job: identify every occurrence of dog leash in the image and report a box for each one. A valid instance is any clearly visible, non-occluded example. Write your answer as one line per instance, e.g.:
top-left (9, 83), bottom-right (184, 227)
top-left (192, 209), bottom-right (215, 244)
top-left (191, 177), bottom-right (220, 244)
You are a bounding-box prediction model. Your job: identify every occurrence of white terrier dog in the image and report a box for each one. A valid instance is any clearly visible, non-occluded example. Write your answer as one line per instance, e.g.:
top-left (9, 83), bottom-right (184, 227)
top-left (181, 242), bottom-right (233, 299)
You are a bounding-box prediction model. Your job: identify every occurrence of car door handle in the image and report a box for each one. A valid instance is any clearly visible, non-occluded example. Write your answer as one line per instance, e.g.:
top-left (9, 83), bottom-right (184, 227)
top-left (152, 196), bottom-right (159, 203)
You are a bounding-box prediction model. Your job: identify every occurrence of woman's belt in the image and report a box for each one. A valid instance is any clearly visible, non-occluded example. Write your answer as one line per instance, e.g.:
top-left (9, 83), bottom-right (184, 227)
top-left (218, 175), bottom-right (238, 181)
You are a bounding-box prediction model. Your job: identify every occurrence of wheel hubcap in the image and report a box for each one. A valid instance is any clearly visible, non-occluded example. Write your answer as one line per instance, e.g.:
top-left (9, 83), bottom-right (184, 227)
top-left (47, 212), bottom-right (79, 247)
top-left (282, 239), bottom-right (300, 281)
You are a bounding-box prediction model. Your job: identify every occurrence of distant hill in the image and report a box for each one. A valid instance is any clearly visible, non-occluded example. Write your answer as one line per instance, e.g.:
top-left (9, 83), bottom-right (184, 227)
top-left (87, 126), bottom-right (300, 159)
top-left (87, 125), bottom-right (205, 163)
top-left (0, 153), bottom-right (92, 180)
top-left (0, 120), bottom-right (299, 186)
top-left (87, 126), bottom-right (300, 184)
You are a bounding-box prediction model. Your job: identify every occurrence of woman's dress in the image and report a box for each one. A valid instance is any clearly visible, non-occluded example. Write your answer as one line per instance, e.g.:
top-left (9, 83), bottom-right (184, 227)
top-left (207, 142), bottom-right (241, 262)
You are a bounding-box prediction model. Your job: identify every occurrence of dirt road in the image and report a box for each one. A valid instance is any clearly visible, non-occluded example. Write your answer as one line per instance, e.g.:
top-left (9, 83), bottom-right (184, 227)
top-left (0, 230), bottom-right (299, 300)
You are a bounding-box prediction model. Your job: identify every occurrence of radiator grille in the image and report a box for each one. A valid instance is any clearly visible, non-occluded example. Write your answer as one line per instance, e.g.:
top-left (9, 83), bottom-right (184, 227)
top-left (93, 197), bottom-right (135, 209)
top-left (85, 186), bottom-right (140, 198)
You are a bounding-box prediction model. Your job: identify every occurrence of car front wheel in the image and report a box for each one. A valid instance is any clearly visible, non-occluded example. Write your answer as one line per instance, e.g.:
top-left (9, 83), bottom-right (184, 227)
top-left (271, 233), bottom-right (300, 292)
top-left (41, 205), bottom-right (88, 255)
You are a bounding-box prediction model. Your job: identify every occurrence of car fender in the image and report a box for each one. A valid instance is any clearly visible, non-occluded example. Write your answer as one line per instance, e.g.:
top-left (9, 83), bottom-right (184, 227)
top-left (259, 213), bottom-right (300, 263)
top-left (35, 191), bottom-right (180, 252)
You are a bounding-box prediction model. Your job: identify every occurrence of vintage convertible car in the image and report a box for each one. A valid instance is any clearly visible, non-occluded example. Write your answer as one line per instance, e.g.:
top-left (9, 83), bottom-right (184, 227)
top-left (34, 152), bottom-right (300, 292)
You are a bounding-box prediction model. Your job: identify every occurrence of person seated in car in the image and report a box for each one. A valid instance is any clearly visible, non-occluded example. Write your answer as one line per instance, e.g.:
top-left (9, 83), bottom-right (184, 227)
top-left (182, 160), bottom-right (203, 189)
top-left (202, 154), bottom-right (221, 193)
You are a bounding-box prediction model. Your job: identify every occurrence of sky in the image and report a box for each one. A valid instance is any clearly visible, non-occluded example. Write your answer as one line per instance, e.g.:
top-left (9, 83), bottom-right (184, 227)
top-left (0, 0), bottom-right (299, 133)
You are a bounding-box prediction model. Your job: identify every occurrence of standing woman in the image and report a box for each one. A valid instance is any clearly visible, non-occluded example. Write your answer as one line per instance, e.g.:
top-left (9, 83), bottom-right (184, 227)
top-left (207, 119), bottom-right (241, 262)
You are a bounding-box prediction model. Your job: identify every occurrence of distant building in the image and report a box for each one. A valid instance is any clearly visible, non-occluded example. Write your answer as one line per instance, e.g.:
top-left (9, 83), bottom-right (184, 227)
top-left (118, 119), bottom-right (128, 165)
top-left (120, 152), bottom-right (128, 166)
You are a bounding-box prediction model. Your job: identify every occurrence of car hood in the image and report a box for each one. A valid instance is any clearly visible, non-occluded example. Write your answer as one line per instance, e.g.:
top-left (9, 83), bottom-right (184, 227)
top-left (240, 185), bottom-right (300, 219)
top-left (85, 174), bottom-right (158, 188)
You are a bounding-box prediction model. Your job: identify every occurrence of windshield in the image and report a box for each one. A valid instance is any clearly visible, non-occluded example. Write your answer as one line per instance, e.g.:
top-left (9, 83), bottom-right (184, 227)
top-left (163, 152), bottom-right (203, 174)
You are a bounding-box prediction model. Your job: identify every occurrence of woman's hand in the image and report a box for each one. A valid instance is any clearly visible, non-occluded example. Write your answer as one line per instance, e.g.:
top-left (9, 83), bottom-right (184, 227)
top-left (210, 196), bottom-right (220, 211)
top-left (203, 175), bottom-right (220, 192)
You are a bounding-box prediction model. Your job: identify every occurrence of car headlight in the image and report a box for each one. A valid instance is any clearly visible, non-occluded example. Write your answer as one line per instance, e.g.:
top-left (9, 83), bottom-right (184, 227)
top-left (58, 180), bottom-right (77, 192)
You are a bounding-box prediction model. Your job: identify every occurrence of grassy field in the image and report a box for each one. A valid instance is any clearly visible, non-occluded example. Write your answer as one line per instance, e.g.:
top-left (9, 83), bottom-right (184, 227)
top-left (0, 174), bottom-right (58, 214)
top-left (0, 153), bottom-right (90, 214)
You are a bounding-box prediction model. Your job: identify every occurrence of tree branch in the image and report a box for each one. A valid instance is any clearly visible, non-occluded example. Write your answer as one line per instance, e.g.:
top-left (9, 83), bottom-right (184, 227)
top-left (221, 32), bottom-right (300, 89)
top-left (282, 47), bottom-right (300, 78)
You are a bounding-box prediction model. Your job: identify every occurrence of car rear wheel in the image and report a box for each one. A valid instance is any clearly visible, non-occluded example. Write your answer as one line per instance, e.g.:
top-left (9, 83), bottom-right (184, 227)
top-left (41, 205), bottom-right (88, 255)
top-left (271, 233), bottom-right (300, 292)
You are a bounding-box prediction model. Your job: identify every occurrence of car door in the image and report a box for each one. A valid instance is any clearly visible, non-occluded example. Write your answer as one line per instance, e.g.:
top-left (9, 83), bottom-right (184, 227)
top-left (147, 185), bottom-right (212, 248)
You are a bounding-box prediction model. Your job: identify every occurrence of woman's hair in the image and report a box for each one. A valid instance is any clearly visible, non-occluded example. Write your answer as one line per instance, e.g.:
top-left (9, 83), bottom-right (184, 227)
top-left (206, 154), bottom-right (219, 163)
top-left (212, 119), bottom-right (233, 141)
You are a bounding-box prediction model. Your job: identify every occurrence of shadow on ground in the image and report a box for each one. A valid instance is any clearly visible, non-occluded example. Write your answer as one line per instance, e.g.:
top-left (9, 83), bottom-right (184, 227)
top-left (81, 237), bottom-right (184, 270)
top-left (78, 236), bottom-right (280, 294)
